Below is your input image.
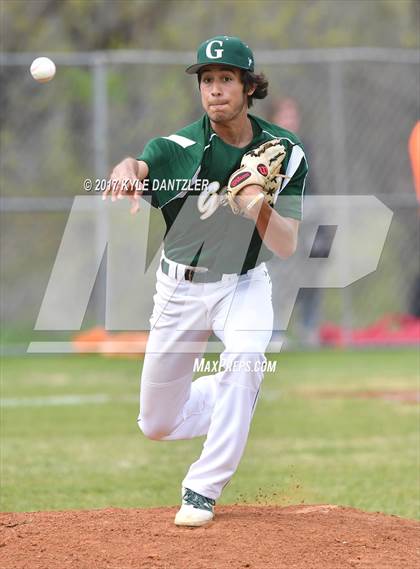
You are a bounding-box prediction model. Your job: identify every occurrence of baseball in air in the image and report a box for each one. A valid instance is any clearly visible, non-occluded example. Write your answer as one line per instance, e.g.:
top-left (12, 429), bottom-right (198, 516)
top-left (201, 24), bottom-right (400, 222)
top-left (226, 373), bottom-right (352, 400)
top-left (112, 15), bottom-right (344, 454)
top-left (30, 57), bottom-right (56, 83)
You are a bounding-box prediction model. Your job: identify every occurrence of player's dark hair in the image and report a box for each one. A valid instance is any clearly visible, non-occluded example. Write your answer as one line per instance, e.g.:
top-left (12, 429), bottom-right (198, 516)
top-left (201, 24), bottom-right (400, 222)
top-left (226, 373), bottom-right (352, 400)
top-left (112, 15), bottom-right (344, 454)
top-left (240, 70), bottom-right (269, 108)
top-left (197, 68), bottom-right (269, 108)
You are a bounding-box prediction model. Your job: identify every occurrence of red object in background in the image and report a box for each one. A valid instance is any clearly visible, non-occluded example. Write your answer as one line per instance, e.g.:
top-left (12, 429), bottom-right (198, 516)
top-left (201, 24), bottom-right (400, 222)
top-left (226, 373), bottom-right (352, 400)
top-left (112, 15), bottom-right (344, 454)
top-left (408, 121), bottom-right (420, 203)
top-left (72, 327), bottom-right (148, 356)
top-left (319, 314), bottom-right (420, 347)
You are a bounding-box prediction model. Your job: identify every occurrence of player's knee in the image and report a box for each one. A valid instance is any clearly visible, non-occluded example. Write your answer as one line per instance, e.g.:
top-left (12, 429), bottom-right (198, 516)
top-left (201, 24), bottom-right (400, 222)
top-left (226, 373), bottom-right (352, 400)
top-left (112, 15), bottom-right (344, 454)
top-left (137, 417), bottom-right (170, 441)
top-left (224, 331), bottom-right (272, 358)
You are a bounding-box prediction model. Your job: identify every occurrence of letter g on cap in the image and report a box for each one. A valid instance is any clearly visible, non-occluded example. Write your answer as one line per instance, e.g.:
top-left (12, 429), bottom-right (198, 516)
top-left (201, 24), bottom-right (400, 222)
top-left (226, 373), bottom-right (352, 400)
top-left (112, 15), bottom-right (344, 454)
top-left (206, 40), bottom-right (224, 59)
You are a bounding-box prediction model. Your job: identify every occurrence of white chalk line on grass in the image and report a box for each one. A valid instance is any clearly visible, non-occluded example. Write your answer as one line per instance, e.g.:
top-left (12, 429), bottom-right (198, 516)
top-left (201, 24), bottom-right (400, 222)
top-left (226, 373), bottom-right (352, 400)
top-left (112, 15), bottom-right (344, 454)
top-left (2, 391), bottom-right (279, 408)
top-left (1, 394), bottom-right (137, 408)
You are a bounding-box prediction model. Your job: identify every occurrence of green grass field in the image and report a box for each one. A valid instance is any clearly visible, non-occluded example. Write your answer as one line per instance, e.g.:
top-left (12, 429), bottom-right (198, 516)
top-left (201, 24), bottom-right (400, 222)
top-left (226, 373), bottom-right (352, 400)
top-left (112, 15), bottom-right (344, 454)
top-left (1, 349), bottom-right (419, 518)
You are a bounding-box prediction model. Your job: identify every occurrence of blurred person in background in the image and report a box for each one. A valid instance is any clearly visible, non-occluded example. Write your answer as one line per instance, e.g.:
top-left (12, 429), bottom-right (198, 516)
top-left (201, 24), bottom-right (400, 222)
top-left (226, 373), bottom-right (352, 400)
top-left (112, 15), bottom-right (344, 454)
top-left (269, 97), bottom-right (328, 347)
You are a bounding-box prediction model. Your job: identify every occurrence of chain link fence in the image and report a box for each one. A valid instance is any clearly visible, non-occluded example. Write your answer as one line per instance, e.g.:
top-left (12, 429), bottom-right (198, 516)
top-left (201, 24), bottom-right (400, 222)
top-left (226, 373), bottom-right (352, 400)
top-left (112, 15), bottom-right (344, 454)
top-left (0, 48), bottom-right (419, 351)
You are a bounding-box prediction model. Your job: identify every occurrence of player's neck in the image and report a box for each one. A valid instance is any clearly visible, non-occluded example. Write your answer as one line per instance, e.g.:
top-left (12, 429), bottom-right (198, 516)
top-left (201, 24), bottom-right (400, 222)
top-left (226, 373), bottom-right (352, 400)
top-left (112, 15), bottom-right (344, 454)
top-left (210, 112), bottom-right (253, 148)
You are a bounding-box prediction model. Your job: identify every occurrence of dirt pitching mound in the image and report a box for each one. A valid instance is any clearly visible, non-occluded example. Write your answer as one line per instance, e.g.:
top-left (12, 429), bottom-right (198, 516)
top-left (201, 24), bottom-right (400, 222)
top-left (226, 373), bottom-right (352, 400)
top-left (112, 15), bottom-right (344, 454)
top-left (1, 505), bottom-right (419, 569)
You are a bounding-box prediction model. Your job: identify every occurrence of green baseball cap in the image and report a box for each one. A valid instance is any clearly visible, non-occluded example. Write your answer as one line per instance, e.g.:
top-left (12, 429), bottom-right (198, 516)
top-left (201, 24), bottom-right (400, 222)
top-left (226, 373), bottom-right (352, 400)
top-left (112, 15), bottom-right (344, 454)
top-left (186, 35), bottom-right (254, 74)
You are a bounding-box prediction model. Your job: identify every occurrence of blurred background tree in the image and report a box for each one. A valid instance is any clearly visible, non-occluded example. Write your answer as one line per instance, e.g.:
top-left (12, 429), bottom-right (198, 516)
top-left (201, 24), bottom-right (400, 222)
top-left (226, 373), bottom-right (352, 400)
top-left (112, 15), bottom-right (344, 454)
top-left (1, 0), bottom-right (418, 52)
top-left (0, 0), bottom-right (418, 338)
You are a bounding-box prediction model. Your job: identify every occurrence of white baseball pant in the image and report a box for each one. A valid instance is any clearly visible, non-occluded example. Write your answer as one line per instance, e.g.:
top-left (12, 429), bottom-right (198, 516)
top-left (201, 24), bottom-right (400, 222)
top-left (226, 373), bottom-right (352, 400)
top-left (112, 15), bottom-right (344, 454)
top-left (137, 259), bottom-right (273, 500)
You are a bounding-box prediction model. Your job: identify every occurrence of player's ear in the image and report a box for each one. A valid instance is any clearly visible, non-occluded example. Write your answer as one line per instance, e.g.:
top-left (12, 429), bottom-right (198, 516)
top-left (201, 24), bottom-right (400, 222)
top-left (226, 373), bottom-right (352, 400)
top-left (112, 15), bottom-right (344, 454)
top-left (240, 70), bottom-right (255, 96)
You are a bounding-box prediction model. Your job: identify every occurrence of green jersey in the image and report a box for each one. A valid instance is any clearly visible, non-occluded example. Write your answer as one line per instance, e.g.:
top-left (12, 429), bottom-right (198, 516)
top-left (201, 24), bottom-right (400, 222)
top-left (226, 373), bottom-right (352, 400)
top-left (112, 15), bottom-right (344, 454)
top-left (138, 114), bottom-right (307, 273)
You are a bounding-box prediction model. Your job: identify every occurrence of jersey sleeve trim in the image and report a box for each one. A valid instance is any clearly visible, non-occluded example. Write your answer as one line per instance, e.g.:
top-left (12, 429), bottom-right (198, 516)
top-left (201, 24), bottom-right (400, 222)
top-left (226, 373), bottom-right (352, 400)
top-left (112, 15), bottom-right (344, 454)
top-left (273, 146), bottom-right (308, 220)
top-left (278, 145), bottom-right (306, 193)
top-left (163, 134), bottom-right (197, 148)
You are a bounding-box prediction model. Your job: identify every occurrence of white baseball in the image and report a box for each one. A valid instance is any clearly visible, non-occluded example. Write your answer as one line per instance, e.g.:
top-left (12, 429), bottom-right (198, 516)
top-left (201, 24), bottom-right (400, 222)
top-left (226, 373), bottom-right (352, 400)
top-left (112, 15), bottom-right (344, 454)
top-left (30, 57), bottom-right (56, 83)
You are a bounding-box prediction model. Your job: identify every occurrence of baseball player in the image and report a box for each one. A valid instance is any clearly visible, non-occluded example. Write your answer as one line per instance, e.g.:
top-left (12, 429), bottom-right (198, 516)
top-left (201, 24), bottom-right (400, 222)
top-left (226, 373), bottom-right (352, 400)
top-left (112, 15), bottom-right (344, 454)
top-left (105, 36), bottom-right (307, 526)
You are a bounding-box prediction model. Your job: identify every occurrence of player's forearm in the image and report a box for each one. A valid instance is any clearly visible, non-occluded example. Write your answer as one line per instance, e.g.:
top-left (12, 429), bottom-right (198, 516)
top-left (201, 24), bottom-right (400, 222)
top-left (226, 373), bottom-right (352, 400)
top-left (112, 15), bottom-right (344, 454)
top-left (249, 201), bottom-right (298, 259)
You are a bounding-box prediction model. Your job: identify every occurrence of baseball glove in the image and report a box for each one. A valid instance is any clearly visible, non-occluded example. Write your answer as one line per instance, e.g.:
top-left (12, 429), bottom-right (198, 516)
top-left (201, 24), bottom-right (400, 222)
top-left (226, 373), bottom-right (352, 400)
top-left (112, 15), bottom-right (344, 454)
top-left (226, 139), bottom-right (287, 215)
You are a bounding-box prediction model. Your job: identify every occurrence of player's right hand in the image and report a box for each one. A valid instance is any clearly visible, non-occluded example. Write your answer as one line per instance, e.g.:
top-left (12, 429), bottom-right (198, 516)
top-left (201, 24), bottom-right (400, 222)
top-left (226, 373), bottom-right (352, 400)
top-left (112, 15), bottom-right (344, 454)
top-left (103, 157), bottom-right (145, 214)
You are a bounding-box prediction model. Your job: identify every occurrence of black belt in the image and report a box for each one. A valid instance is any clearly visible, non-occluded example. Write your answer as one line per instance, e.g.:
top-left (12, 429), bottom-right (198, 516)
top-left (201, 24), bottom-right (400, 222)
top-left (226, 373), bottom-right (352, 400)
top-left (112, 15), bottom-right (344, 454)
top-left (161, 259), bottom-right (248, 283)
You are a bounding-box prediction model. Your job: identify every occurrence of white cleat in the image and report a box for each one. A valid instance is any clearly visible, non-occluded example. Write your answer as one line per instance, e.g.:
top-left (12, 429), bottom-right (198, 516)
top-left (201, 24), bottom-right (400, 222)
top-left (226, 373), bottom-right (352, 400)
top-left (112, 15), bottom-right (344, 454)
top-left (174, 504), bottom-right (214, 527)
top-left (174, 487), bottom-right (215, 527)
